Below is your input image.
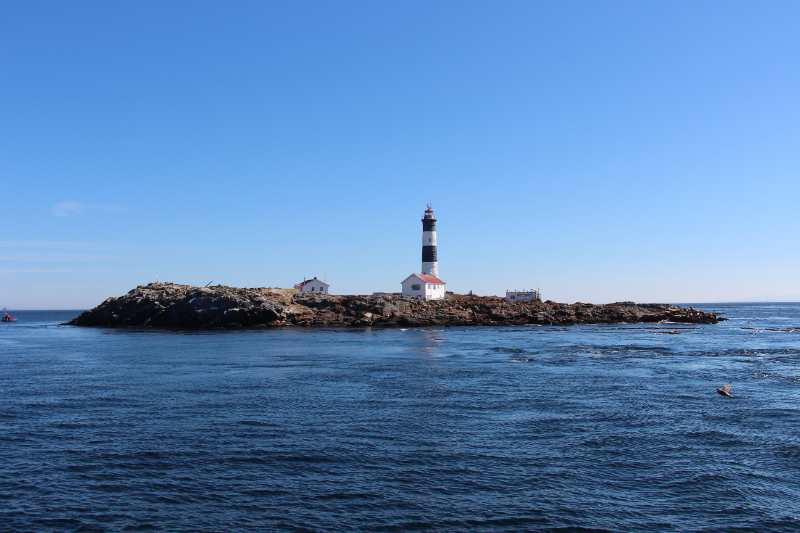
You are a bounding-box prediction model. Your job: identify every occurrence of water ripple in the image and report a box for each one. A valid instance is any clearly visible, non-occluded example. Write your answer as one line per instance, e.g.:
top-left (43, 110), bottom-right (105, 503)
top-left (1, 306), bottom-right (800, 531)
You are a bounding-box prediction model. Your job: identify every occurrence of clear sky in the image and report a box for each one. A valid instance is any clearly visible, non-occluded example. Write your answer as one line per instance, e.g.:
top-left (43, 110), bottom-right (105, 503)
top-left (2, 1), bottom-right (799, 309)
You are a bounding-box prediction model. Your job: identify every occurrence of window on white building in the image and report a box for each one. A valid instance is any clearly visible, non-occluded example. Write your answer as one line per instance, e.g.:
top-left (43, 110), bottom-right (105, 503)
top-left (411, 284), bottom-right (420, 291)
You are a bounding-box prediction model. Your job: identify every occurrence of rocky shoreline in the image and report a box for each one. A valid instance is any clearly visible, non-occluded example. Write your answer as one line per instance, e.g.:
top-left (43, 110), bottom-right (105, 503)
top-left (65, 283), bottom-right (722, 329)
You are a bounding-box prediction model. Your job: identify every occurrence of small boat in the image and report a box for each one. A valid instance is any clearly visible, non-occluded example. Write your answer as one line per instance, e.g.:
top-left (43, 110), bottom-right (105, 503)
top-left (1, 313), bottom-right (16, 322)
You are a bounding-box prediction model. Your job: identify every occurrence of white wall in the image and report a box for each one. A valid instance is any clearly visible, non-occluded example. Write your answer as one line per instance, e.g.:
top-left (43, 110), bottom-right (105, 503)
top-left (401, 277), bottom-right (423, 298)
top-left (422, 261), bottom-right (438, 277)
top-left (426, 283), bottom-right (445, 300)
top-left (506, 291), bottom-right (538, 301)
top-left (402, 276), bottom-right (445, 300)
top-left (301, 280), bottom-right (329, 294)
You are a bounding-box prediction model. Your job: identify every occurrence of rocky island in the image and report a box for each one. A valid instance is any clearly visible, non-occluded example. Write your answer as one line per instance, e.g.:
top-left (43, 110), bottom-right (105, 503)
top-left (65, 283), bottom-right (721, 328)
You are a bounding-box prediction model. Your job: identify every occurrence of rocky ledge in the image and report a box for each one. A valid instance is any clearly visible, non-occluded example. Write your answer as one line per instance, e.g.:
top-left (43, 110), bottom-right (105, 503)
top-left (65, 283), bottom-right (721, 328)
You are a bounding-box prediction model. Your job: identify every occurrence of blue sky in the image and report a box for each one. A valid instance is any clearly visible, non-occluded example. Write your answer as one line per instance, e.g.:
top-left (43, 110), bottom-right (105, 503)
top-left (2, 1), bottom-right (799, 309)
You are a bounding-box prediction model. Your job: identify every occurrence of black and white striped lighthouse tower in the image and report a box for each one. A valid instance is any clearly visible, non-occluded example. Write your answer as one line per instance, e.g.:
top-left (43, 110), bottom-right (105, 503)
top-left (422, 204), bottom-right (438, 277)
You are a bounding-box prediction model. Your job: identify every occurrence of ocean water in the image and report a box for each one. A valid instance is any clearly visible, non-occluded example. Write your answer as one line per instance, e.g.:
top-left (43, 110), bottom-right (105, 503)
top-left (1, 304), bottom-right (799, 533)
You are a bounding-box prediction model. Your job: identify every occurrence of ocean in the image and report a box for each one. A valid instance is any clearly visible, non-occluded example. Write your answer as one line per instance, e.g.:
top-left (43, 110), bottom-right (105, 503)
top-left (1, 304), bottom-right (799, 532)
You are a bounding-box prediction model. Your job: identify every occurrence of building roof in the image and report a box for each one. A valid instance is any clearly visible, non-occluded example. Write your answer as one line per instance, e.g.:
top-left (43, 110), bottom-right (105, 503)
top-left (403, 273), bottom-right (446, 285)
top-left (295, 277), bottom-right (329, 288)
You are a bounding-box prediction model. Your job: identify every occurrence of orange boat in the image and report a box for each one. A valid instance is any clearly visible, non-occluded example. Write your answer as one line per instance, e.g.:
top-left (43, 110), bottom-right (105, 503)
top-left (1, 313), bottom-right (16, 322)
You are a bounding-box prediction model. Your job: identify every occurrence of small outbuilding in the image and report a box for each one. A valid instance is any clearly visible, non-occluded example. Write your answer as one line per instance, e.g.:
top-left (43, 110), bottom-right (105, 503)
top-left (506, 290), bottom-right (540, 302)
top-left (401, 273), bottom-right (446, 301)
top-left (295, 277), bottom-right (330, 294)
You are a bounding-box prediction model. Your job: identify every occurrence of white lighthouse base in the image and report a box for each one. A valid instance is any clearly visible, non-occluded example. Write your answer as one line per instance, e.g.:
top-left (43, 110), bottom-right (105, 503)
top-left (421, 262), bottom-right (438, 277)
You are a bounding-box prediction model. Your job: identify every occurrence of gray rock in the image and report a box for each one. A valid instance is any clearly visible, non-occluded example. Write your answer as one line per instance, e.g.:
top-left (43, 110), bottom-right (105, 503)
top-left (66, 284), bottom-right (720, 329)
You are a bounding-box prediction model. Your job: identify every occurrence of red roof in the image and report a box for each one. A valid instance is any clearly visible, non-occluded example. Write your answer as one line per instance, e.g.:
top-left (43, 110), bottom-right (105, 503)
top-left (414, 274), bottom-right (445, 284)
top-left (295, 277), bottom-right (329, 288)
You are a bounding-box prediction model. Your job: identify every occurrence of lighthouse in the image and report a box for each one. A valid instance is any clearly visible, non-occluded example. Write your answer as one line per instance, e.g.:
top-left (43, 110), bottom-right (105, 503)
top-left (401, 204), bottom-right (446, 300)
top-left (422, 204), bottom-right (438, 277)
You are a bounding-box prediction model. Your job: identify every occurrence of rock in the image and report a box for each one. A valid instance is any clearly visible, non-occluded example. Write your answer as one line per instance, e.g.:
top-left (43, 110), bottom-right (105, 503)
top-left (66, 283), bottom-right (288, 328)
top-left (65, 282), bottom-right (721, 329)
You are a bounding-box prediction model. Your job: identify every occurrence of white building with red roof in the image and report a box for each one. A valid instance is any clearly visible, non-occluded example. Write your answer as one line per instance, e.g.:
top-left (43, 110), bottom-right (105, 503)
top-left (401, 273), bottom-right (446, 301)
top-left (294, 277), bottom-right (329, 294)
top-left (401, 205), bottom-right (446, 300)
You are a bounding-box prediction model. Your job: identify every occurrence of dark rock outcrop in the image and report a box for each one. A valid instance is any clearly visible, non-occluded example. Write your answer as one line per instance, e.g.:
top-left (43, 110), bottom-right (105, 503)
top-left (66, 283), bottom-right (721, 328)
top-left (66, 284), bottom-right (290, 328)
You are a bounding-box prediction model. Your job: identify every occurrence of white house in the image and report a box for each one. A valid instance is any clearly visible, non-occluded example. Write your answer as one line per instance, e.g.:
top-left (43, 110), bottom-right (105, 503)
top-left (295, 277), bottom-right (330, 294)
top-left (506, 290), bottom-right (540, 302)
top-left (401, 274), bottom-right (446, 301)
